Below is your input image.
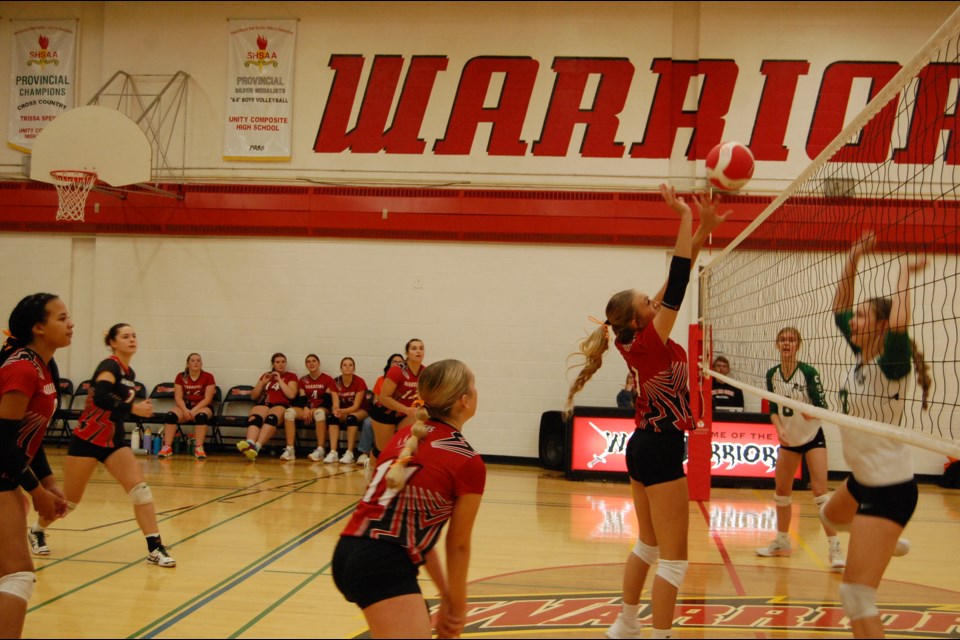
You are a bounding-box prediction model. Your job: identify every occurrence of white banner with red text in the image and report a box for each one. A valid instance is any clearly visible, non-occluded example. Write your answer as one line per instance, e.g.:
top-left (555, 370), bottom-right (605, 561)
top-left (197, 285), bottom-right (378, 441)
top-left (224, 19), bottom-right (296, 162)
top-left (8, 20), bottom-right (77, 153)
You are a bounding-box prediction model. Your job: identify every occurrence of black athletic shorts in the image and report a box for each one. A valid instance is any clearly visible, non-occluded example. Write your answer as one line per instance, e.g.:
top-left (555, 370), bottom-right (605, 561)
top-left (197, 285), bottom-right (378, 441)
top-left (0, 478), bottom-right (18, 492)
top-left (780, 427), bottom-right (827, 455)
top-left (846, 475), bottom-right (918, 527)
top-left (332, 536), bottom-right (422, 609)
top-left (369, 404), bottom-right (403, 426)
top-left (68, 434), bottom-right (124, 463)
top-left (625, 428), bottom-right (687, 487)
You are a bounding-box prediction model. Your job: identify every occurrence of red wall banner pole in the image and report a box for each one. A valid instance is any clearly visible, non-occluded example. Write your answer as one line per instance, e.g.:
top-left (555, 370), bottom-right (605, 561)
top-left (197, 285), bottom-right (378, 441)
top-left (687, 323), bottom-right (712, 501)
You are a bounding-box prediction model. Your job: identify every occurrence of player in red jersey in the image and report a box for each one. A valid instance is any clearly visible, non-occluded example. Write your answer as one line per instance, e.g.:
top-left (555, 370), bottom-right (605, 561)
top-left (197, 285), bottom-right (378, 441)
top-left (158, 353), bottom-right (217, 460)
top-left (567, 185), bottom-right (727, 640)
top-left (61, 323), bottom-right (175, 567)
top-left (370, 339), bottom-right (425, 459)
top-left (326, 357), bottom-right (368, 464)
top-left (237, 352), bottom-right (298, 461)
top-left (294, 354), bottom-right (335, 463)
top-left (0, 293), bottom-right (71, 638)
top-left (333, 359), bottom-right (485, 639)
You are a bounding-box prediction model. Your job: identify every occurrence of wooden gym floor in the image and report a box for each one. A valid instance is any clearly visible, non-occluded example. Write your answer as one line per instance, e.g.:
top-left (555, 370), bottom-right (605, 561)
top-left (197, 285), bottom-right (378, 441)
top-left (21, 448), bottom-right (960, 638)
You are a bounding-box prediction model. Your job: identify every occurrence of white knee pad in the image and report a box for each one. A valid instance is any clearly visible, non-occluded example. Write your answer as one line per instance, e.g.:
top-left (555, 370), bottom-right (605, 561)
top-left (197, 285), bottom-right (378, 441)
top-left (284, 407), bottom-right (298, 422)
top-left (128, 482), bottom-right (154, 506)
top-left (773, 494), bottom-right (792, 507)
top-left (819, 500), bottom-right (850, 533)
top-left (655, 559), bottom-right (688, 589)
top-left (0, 571), bottom-right (36, 602)
top-left (313, 408), bottom-right (326, 422)
top-left (631, 540), bottom-right (659, 565)
top-left (839, 582), bottom-right (878, 621)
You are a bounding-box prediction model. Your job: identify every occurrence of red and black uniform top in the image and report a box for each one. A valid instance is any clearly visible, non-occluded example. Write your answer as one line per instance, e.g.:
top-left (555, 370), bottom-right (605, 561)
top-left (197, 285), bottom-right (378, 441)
top-left (176, 370), bottom-right (216, 408)
top-left (0, 348), bottom-right (57, 486)
top-left (260, 371), bottom-right (299, 407)
top-left (299, 372), bottom-right (336, 410)
top-left (376, 363), bottom-right (425, 416)
top-left (615, 322), bottom-right (693, 432)
top-left (331, 374), bottom-right (367, 411)
top-left (74, 356), bottom-right (137, 448)
top-left (340, 419), bottom-right (486, 565)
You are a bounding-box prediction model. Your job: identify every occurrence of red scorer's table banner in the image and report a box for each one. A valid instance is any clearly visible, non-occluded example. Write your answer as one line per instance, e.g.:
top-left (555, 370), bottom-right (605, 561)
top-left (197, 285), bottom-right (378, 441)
top-left (567, 408), bottom-right (799, 482)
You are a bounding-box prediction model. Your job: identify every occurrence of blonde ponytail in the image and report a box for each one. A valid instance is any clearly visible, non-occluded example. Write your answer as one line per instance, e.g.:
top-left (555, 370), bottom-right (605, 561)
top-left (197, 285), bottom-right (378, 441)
top-left (385, 406), bottom-right (431, 490)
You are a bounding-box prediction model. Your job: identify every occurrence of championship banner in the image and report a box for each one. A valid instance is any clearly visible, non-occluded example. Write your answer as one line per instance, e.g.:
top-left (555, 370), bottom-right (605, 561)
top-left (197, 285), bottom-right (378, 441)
top-left (224, 19), bottom-right (296, 162)
top-left (8, 20), bottom-right (77, 152)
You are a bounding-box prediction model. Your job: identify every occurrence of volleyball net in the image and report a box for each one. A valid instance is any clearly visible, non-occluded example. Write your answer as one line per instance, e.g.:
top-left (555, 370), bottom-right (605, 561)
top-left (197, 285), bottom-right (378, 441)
top-left (699, 8), bottom-right (960, 458)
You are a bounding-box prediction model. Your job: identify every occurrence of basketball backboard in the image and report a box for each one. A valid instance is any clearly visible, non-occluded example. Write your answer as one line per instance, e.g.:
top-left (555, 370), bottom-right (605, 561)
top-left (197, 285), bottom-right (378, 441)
top-left (30, 105), bottom-right (152, 187)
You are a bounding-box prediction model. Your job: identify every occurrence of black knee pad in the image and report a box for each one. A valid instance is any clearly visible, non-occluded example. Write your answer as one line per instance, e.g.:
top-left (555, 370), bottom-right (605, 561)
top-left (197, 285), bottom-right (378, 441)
top-left (194, 412), bottom-right (208, 425)
top-left (265, 414), bottom-right (280, 426)
top-left (371, 446), bottom-right (381, 459)
top-left (247, 414), bottom-right (264, 428)
top-left (164, 411), bottom-right (179, 425)
top-left (345, 415), bottom-right (360, 427)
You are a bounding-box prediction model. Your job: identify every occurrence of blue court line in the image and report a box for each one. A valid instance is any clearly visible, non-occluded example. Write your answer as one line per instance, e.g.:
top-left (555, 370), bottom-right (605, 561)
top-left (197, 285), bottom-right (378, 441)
top-left (132, 501), bottom-right (356, 639)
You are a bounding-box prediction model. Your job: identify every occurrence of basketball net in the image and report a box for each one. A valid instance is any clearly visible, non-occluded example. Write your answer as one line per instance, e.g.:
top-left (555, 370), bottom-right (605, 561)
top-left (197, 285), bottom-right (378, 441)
top-left (50, 170), bottom-right (97, 222)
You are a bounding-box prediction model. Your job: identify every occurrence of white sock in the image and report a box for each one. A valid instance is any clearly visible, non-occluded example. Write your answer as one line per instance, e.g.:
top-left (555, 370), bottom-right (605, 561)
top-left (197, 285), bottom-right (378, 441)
top-left (31, 523), bottom-right (45, 533)
top-left (775, 531), bottom-right (790, 544)
top-left (651, 628), bottom-right (673, 639)
top-left (622, 602), bottom-right (641, 619)
top-left (828, 535), bottom-right (840, 547)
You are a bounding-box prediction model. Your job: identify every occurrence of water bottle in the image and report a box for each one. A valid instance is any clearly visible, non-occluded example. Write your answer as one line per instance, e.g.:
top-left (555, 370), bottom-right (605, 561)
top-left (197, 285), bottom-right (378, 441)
top-left (131, 426), bottom-right (141, 451)
top-left (153, 435), bottom-right (161, 455)
top-left (143, 428), bottom-right (152, 455)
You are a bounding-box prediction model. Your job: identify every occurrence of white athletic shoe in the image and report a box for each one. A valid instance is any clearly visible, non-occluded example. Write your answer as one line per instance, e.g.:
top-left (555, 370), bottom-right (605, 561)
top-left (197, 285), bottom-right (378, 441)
top-left (356, 453), bottom-right (369, 465)
top-left (339, 450), bottom-right (355, 464)
top-left (28, 528), bottom-right (49, 555)
top-left (829, 541), bottom-right (846, 569)
top-left (307, 447), bottom-right (325, 462)
top-left (894, 538), bottom-right (911, 557)
top-left (756, 537), bottom-right (792, 557)
top-left (279, 446), bottom-right (295, 461)
top-left (605, 613), bottom-right (642, 639)
top-left (147, 544), bottom-right (176, 568)
top-left (324, 450), bottom-right (339, 464)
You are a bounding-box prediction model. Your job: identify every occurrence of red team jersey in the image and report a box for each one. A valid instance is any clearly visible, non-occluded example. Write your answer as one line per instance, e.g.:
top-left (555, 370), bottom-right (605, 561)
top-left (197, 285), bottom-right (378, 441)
top-left (0, 348), bottom-right (57, 483)
top-left (615, 323), bottom-right (693, 432)
top-left (260, 371), bottom-right (299, 406)
top-left (341, 420), bottom-right (486, 564)
top-left (331, 375), bottom-right (367, 410)
top-left (176, 370), bottom-right (216, 407)
top-left (74, 357), bottom-right (137, 448)
top-left (381, 363), bottom-right (424, 408)
top-left (299, 372), bottom-right (336, 409)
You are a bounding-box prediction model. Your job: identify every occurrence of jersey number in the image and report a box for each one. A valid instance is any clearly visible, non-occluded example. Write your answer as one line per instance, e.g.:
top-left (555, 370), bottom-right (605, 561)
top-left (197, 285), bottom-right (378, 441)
top-left (362, 460), bottom-right (418, 507)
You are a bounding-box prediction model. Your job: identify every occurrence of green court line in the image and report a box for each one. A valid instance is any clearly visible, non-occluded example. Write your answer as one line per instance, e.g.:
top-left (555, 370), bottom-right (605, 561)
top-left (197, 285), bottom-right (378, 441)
top-left (129, 500), bottom-right (357, 639)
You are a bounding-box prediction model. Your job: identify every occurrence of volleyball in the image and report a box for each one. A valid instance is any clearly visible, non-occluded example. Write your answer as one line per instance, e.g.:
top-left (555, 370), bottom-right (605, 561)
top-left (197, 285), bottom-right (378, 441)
top-left (705, 141), bottom-right (755, 191)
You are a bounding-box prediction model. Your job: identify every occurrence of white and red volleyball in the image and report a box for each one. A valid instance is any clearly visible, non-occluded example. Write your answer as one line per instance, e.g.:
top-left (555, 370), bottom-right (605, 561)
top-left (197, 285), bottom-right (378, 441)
top-left (705, 141), bottom-right (755, 191)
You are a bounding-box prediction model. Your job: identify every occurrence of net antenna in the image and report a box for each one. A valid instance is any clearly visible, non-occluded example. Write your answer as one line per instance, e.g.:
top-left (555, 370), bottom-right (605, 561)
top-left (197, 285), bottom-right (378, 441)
top-left (49, 170), bottom-right (97, 222)
top-left (700, 7), bottom-right (960, 459)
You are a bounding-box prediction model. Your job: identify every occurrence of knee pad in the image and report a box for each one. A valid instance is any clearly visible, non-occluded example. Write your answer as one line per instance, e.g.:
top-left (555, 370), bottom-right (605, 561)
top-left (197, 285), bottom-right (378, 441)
top-left (193, 412), bottom-right (208, 425)
top-left (631, 540), bottom-right (659, 565)
top-left (819, 500), bottom-right (850, 533)
top-left (774, 494), bottom-right (792, 507)
top-left (247, 414), bottom-right (263, 428)
top-left (128, 482), bottom-right (154, 505)
top-left (313, 408), bottom-right (326, 422)
top-left (0, 571), bottom-right (35, 602)
top-left (839, 582), bottom-right (878, 621)
top-left (264, 413), bottom-right (279, 426)
top-left (344, 414), bottom-right (360, 428)
top-left (164, 411), bottom-right (179, 425)
top-left (814, 493), bottom-right (830, 507)
top-left (655, 559), bottom-right (688, 589)
top-left (284, 407), bottom-right (298, 422)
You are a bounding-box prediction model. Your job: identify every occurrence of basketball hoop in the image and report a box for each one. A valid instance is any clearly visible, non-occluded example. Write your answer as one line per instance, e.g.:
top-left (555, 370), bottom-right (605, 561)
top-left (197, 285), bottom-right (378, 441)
top-left (50, 170), bottom-right (97, 222)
